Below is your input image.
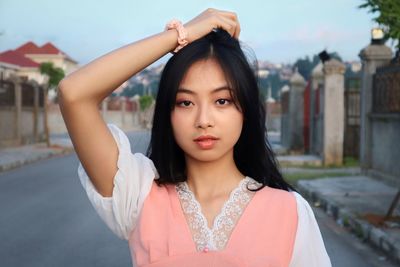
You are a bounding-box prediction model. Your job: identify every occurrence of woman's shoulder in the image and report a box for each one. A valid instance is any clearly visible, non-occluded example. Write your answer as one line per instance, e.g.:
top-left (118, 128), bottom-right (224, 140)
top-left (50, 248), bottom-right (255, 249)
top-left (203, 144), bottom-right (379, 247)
top-left (144, 180), bottom-right (179, 204)
top-left (255, 184), bottom-right (321, 229)
top-left (245, 178), bottom-right (298, 215)
top-left (248, 178), bottom-right (297, 203)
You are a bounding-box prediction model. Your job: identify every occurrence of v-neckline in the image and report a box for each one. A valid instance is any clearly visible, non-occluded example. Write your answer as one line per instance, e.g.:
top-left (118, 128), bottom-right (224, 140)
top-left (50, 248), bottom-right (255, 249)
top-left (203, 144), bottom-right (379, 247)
top-left (181, 177), bottom-right (250, 231)
top-left (174, 176), bottom-right (262, 252)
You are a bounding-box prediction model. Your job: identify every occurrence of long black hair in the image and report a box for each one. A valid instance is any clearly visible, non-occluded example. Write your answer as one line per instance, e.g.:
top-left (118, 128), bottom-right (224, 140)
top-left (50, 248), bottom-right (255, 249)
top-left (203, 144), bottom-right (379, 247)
top-left (147, 29), bottom-right (295, 192)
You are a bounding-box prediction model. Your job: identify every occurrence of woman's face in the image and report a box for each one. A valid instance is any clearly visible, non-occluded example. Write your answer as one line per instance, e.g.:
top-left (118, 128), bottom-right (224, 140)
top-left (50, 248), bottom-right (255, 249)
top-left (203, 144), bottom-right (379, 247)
top-left (171, 58), bottom-right (243, 162)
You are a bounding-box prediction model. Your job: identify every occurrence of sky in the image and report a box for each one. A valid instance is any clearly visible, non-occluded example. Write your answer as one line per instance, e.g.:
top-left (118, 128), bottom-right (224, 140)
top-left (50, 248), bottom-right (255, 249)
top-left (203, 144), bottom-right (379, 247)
top-left (0, 0), bottom-right (381, 66)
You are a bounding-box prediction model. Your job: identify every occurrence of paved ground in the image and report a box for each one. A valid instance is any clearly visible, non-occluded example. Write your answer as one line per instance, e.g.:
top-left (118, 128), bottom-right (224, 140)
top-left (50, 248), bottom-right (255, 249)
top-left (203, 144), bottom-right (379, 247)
top-left (0, 135), bottom-right (74, 173)
top-left (297, 176), bottom-right (400, 265)
top-left (1, 129), bottom-right (399, 266)
top-left (315, 206), bottom-right (397, 267)
top-left (282, 166), bottom-right (361, 175)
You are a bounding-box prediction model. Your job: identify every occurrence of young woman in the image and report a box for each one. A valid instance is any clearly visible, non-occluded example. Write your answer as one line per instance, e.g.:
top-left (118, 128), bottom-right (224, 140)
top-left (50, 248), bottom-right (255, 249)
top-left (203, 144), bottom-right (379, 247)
top-left (59, 8), bottom-right (331, 267)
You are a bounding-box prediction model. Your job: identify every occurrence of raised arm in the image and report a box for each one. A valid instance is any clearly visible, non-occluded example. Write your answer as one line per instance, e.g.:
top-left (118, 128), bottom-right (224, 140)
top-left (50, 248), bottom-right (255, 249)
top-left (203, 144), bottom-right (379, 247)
top-left (58, 8), bottom-right (240, 197)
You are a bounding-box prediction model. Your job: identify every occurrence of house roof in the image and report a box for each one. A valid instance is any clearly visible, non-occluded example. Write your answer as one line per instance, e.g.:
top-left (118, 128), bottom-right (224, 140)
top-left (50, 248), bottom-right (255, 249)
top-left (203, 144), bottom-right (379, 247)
top-left (14, 41), bottom-right (66, 56)
top-left (4, 41), bottom-right (78, 64)
top-left (0, 50), bottom-right (40, 68)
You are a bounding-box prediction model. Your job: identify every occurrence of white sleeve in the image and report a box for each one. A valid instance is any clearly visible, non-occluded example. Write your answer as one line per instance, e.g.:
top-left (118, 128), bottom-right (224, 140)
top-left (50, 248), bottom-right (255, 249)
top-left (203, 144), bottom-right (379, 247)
top-left (289, 192), bottom-right (332, 267)
top-left (77, 123), bottom-right (159, 240)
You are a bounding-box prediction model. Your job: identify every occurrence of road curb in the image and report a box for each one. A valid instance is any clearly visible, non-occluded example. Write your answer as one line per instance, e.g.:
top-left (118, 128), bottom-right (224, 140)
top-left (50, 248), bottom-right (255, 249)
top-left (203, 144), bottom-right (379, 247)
top-left (296, 181), bottom-right (400, 265)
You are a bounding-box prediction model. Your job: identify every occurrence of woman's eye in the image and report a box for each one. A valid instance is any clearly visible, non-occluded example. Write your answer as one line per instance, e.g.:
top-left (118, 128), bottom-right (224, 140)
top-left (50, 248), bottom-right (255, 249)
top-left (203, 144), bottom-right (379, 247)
top-left (176, 100), bottom-right (193, 107)
top-left (216, 99), bottom-right (231, 105)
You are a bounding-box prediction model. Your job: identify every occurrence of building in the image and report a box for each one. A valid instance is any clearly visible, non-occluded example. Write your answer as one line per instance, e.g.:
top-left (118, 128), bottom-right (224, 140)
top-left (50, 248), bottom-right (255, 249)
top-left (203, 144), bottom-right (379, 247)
top-left (0, 41), bottom-right (79, 84)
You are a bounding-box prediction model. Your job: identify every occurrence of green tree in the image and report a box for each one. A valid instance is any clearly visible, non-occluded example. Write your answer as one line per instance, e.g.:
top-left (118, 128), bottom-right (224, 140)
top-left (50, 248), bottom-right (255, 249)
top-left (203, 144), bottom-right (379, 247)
top-left (294, 52), bottom-right (343, 81)
top-left (39, 62), bottom-right (65, 147)
top-left (40, 62), bottom-right (65, 90)
top-left (294, 56), bottom-right (314, 80)
top-left (359, 0), bottom-right (400, 50)
top-left (139, 95), bottom-right (154, 111)
top-left (40, 62), bottom-right (65, 104)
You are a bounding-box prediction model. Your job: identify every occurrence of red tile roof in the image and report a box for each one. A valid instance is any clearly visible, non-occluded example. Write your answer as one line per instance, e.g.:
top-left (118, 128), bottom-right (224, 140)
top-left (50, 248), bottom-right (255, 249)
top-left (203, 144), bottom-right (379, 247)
top-left (14, 41), bottom-right (41, 55)
top-left (14, 41), bottom-right (66, 55)
top-left (40, 42), bottom-right (63, 54)
top-left (0, 50), bottom-right (40, 68)
top-left (0, 41), bottom-right (78, 67)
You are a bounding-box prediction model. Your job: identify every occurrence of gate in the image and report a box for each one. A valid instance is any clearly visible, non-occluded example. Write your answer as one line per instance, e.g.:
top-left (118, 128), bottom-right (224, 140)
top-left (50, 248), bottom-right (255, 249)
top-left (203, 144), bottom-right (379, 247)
top-left (344, 77), bottom-right (361, 159)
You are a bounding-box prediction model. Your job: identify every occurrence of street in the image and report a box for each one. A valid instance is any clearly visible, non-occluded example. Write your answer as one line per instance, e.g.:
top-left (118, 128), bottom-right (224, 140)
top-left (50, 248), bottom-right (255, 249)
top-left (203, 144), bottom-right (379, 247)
top-left (0, 131), bottom-right (396, 267)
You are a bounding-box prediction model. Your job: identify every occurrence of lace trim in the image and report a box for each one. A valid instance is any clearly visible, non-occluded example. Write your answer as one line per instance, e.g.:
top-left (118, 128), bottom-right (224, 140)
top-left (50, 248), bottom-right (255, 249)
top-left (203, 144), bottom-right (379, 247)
top-left (176, 177), bottom-right (262, 252)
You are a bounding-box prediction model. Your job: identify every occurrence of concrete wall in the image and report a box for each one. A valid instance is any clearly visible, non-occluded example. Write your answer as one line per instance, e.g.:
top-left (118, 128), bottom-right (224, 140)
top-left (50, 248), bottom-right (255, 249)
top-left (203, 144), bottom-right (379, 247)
top-left (0, 77), bottom-right (46, 148)
top-left (370, 114), bottom-right (400, 185)
top-left (48, 103), bottom-right (143, 134)
top-left (17, 68), bottom-right (47, 84)
top-left (359, 43), bottom-right (396, 185)
top-left (48, 105), bottom-right (68, 134)
top-left (103, 110), bottom-right (140, 130)
top-left (0, 108), bottom-right (16, 145)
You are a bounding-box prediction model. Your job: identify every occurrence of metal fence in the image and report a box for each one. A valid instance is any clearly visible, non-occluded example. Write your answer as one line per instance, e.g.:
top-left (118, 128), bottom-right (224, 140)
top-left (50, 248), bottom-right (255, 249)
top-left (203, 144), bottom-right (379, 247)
top-left (373, 63), bottom-right (400, 113)
top-left (344, 77), bottom-right (361, 159)
top-left (0, 81), bottom-right (15, 106)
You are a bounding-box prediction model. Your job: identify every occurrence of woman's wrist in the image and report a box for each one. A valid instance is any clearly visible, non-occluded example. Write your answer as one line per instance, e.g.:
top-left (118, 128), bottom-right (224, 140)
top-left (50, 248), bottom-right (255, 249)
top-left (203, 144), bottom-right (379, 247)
top-left (165, 19), bottom-right (189, 53)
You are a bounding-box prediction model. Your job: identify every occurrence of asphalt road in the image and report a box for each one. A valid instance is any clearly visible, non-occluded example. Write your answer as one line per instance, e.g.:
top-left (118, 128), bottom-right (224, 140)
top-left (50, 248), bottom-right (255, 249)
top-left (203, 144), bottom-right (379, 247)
top-left (0, 130), bottom-right (397, 267)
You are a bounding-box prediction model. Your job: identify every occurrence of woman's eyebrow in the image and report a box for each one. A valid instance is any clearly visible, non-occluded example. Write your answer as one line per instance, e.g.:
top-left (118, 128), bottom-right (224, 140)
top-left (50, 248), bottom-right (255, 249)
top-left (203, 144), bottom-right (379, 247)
top-left (177, 86), bottom-right (232, 95)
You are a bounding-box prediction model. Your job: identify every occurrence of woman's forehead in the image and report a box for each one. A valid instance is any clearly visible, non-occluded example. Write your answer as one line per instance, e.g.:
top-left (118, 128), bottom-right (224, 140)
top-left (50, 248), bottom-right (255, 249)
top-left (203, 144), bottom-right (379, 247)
top-left (178, 59), bottom-right (231, 94)
top-left (177, 86), bottom-right (232, 96)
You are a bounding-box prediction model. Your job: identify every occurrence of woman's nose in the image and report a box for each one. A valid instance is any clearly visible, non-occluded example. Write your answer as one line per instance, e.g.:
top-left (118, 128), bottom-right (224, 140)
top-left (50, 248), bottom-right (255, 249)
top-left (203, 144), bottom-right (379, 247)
top-left (195, 104), bottom-right (214, 129)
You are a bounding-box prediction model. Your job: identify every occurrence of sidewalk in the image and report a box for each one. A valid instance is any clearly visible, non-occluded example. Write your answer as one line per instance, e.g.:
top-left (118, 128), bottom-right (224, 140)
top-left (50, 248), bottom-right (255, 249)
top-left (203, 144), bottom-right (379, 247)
top-left (0, 125), bottom-right (147, 173)
top-left (295, 174), bottom-right (400, 264)
top-left (274, 140), bottom-right (400, 263)
top-left (0, 137), bottom-right (75, 173)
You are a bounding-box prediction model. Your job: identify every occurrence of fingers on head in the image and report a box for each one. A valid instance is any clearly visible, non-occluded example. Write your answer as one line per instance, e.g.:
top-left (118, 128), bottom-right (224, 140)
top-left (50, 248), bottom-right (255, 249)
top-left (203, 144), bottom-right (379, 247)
top-left (204, 8), bottom-right (240, 39)
top-left (234, 22), bottom-right (241, 39)
top-left (219, 16), bottom-right (240, 38)
top-left (212, 9), bottom-right (240, 38)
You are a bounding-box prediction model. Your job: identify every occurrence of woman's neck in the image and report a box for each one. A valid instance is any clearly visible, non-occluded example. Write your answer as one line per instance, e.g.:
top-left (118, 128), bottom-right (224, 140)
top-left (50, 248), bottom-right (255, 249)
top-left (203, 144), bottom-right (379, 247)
top-left (184, 151), bottom-right (245, 201)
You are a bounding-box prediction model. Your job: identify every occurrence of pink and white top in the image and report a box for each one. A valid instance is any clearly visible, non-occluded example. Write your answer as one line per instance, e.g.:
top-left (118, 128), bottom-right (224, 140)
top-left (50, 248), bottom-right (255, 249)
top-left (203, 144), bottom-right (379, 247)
top-left (78, 124), bottom-right (332, 267)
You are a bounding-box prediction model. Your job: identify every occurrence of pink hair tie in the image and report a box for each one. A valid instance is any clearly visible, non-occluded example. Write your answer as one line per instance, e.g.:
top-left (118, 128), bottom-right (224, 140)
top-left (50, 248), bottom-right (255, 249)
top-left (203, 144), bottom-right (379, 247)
top-left (165, 19), bottom-right (189, 53)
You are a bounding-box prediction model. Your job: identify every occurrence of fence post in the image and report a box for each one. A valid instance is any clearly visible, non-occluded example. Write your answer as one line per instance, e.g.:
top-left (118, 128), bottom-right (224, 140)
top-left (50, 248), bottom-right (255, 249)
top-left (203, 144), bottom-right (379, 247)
top-left (11, 75), bottom-right (22, 145)
top-left (280, 86), bottom-right (290, 149)
top-left (30, 80), bottom-right (39, 142)
top-left (358, 43), bottom-right (392, 170)
top-left (288, 70), bottom-right (306, 152)
top-left (101, 97), bottom-right (108, 119)
top-left (310, 63), bottom-right (324, 155)
top-left (322, 59), bottom-right (346, 166)
top-left (121, 96), bottom-right (126, 127)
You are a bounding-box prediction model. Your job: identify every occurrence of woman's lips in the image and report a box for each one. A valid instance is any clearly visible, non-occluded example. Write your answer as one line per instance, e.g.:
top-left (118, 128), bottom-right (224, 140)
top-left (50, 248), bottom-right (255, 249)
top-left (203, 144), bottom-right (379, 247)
top-left (194, 138), bottom-right (218, 149)
top-left (193, 135), bottom-right (219, 150)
